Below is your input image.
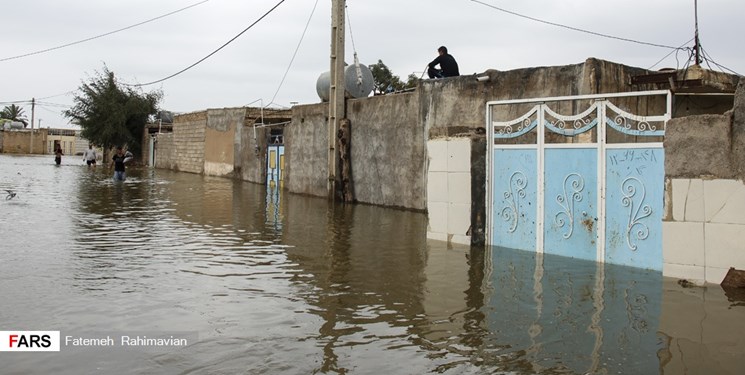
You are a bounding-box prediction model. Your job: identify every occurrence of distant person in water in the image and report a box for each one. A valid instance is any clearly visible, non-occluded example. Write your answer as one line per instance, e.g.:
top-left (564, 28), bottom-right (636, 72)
top-left (54, 147), bottom-right (63, 165)
top-left (83, 144), bottom-right (97, 168)
top-left (427, 46), bottom-right (460, 79)
top-left (111, 146), bottom-right (127, 181)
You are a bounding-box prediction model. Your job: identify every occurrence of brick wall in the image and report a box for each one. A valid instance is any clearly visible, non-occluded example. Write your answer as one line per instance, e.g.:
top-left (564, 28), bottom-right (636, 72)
top-left (0, 129), bottom-right (47, 154)
top-left (154, 111), bottom-right (206, 173)
top-left (154, 132), bottom-right (176, 170)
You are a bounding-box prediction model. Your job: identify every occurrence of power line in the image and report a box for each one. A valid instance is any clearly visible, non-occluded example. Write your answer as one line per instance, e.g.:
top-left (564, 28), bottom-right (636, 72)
top-left (38, 91), bottom-right (74, 100)
top-left (268, 0), bottom-right (320, 106)
top-left (0, 100), bottom-right (32, 105)
top-left (647, 38), bottom-right (695, 70)
top-left (470, 0), bottom-right (681, 50)
top-left (0, 0), bottom-right (211, 63)
top-left (36, 101), bottom-right (72, 108)
top-left (125, 0), bottom-right (286, 87)
top-left (700, 46), bottom-right (742, 76)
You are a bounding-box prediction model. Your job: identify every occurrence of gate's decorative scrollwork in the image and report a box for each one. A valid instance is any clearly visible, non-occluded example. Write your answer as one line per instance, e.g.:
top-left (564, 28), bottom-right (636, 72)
top-left (555, 173), bottom-right (585, 238)
top-left (621, 177), bottom-right (652, 251)
top-left (501, 171), bottom-right (527, 233)
top-left (492, 105), bottom-right (540, 139)
top-left (605, 102), bottom-right (665, 136)
top-left (544, 103), bottom-right (599, 136)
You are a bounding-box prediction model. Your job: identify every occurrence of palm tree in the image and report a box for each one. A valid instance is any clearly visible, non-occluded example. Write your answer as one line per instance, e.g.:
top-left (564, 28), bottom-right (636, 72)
top-left (1, 104), bottom-right (29, 127)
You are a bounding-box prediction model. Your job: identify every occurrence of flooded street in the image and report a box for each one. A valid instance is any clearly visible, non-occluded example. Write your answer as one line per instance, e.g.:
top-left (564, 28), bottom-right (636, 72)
top-left (1, 154), bottom-right (744, 374)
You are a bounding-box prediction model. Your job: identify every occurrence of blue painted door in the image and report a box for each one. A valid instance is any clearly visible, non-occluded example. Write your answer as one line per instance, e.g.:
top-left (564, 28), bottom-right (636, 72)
top-left (604, 148), bottom-right (664, 270)
top-left (492, 148), bottom-right (537, 251)
top-left (266, 145), bottom-right (285, 188)
top-left (543, 148), bottom-right (598, 261)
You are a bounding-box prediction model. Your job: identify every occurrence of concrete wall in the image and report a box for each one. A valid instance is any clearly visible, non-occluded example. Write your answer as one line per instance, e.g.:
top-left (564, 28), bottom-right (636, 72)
top-left (422, 58), bottom-right (655, 135)
top-left (281, 58), bottom-right (682, 244)
top-left (663, 81), bottom-right (745, 284)
top-left (239, 124), bottom-right (270, 184)
top-left (204, 108), bottom-right (244, 177)
top-left (285, 92), bottom-right (426, 209)
top-left (0, 129), bottom-right (47, 154)
top-left (347, 92), bottom-right (425, 209)
top-left (285, 103), bottom-right (329, 197)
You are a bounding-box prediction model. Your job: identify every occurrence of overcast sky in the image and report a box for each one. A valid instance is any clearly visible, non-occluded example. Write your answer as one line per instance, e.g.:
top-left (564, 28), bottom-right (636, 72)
top-left (2, 0), bottom-right (743, 128)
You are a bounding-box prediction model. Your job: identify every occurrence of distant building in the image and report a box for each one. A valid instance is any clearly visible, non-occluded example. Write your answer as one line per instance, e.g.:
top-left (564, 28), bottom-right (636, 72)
top-left (46, 128), bottom-right (78, 155)
top-left (0, 127), bottom-right (96, 156)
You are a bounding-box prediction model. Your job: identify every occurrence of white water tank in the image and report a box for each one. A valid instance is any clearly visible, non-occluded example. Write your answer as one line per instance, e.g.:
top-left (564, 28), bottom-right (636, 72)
top-left (3, 121), bottom-right (24, 130)
top-left (316, 63), bottom-right (374, 102)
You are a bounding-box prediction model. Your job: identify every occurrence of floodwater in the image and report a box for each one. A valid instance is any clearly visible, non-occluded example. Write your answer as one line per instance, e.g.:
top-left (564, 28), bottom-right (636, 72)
top-left (1, 154), bottom-right (744, 375)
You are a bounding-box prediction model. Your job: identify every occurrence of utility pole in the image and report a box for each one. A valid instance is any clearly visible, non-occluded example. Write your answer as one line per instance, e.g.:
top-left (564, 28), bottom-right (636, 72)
top-left (694, 0), bottom-right (701, 65)
top-left (30, 97), bottom-right (35, 154)
top-left (328, 0), bottom-right (346, 200)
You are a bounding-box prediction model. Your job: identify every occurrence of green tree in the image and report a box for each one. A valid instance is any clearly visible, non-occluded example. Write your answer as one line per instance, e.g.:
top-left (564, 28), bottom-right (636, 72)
top-left (404, 73), bottom-right (420, 89)
top-left (1, 104), bottom-right (28, 127)
top-left (64, 66), bottom-right (161, 160)
top-left (369, 60), bottom-right (420, 94)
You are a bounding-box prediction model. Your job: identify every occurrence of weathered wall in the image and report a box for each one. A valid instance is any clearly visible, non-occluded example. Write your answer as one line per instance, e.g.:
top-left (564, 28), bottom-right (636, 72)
top-left (346, 92), bottom-right (425, 210)
top-left (663, 80), bottom-right (745, 284)
top-left (731, 80), bottom-right (745, 177)
top-left (204, 108), bottom-right (244, 177)
top-left (239, 124), bottom-right (270, 184)
top-left (665, 113), bottom-right (737, 178)
top-left (285, 92), bottom-right (426, 210)
top-left (155, 111), bottom-right (207, 173)
top-left (285, 103), bottom-right (329, 197)
top-left (0, 129), bottom-right (47, 154)
top-left (154, 132), bottom-right (176, 170)
top-left (665, 81), bottom-right (745, 180)
top-left (282, 58), bottom-right (675, 212)
top-left (422, 58), bottom-right (654, 136)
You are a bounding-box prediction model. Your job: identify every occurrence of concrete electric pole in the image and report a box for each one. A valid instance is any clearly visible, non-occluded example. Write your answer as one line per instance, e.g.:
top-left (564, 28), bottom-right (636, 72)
top-left (30, 97), bottom-right (35, 154)
top-left (328, 0), bottom-right (346, 200)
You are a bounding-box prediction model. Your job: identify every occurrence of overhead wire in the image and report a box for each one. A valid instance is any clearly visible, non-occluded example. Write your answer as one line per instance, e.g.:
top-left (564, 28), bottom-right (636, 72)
top-left (125, 0), bottom-right (286, 87)
top-left (700, 46), bottom-right (742, 76)
top-left (267, 0), bottom-right (320, 107)
top-left (470, 0), bottom-right (681, 50)
top-left (36, 101), bottom-right (71, 108)
top-left (647, 38), bottom-right (695, 71)
top-left (0, 0), bottom-right (211, 62)
top-left (38, 91), bottom-right (75, 100)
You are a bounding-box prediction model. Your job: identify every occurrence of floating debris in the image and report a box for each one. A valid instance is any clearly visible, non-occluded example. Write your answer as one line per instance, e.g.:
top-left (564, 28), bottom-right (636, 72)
top-left (5, 190), bottom-right (16, 200)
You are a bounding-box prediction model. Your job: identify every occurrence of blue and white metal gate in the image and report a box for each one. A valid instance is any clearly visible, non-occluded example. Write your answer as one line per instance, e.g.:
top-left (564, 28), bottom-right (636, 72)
top-left (486, 91), bottom-right (670, 270)
top-left (267, 144), bottom-right (285, 188)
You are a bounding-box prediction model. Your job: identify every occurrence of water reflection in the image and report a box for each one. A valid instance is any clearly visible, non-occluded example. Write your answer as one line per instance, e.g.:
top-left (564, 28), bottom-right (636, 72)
top-left (1, 155), bottom-right (744, 374)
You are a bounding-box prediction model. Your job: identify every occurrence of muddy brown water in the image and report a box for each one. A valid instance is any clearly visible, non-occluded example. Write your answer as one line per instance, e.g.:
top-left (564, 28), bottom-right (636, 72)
top-left (1, 155), bottom-right (743, 374)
